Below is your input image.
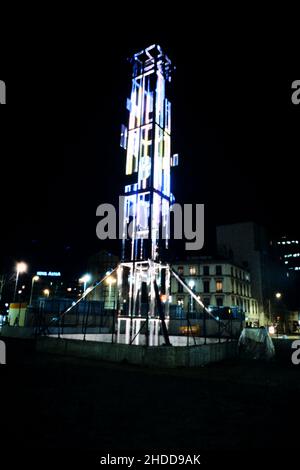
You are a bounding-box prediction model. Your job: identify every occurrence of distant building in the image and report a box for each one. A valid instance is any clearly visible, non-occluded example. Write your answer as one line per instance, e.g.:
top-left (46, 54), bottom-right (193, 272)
top-left (274, 236), bottom-right (300, 274)
top-left (87, 250), bottom-right (119, 279)
top-left (273, 235), bottom-right (300, 311)
top-left (216, 222), bottom-right (285, 325)
top-left (86, 250), bottom-right (119, 308)
top-left (170, 257), bottom-right (259, 326)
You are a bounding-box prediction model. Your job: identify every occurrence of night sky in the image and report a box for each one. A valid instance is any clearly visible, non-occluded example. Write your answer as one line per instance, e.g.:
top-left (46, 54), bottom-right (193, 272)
top-left (1, 24), bottom-right (299, 276)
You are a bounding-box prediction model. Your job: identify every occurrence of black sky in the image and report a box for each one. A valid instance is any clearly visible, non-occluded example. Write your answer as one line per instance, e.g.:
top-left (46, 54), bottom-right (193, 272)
top-left (0, 23), bottom-right (299, 275)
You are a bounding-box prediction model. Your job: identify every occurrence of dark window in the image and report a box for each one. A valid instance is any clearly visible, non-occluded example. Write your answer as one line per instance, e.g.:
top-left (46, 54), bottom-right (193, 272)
top-left (203, 266), bottom-right (210, 276)
top-left (178, 266), bottom-right (184, 275)
top-left (216, 265), bottom-right (222, 276)
top-left (178, 282), bottom-right (183, 293)
top-left (216, 297), bottom-right (223, 307)
top-left (203, 281), bottom-right (210, 293)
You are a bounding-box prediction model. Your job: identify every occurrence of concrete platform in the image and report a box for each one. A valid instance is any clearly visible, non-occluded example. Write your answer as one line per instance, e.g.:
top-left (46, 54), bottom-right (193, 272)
top-left (36, 336), bottom-right (238, 368)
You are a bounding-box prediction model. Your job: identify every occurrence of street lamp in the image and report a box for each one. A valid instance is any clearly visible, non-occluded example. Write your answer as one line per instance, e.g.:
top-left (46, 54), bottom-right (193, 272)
top-left (29, 275), bottom-right (40, 306)
top-left (43, 289), bottom-right (50, 298)
top-left (275, 293), bottom-right (283, 336)
top-left (79, 274), bottom-right (92, 295)
top-left (13, 262), bottom-right (27, 302)
top-left (106, 276), bottom-right (116, 308)
top-left (188, 280), bottom-right (195, 312)
top-left (105, 276), bottom-right (116, 286)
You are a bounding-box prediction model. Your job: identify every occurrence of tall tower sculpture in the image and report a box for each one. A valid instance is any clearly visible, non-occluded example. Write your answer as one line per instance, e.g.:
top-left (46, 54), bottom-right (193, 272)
top-left (117, 44), bottom-right (178, 346)
top-left (49, 45), bottom-right (223, 344)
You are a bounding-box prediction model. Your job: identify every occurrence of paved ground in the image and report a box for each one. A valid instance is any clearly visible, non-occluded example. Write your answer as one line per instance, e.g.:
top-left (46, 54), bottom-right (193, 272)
top-left (1, 337), bottom-right (300, 454)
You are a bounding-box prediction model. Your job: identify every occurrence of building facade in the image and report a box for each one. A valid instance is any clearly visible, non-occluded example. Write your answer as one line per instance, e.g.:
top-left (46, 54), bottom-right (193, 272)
top-left (216, 222), bottom-right (285, 325)
top-left (274, 236), bottom-right (300, 274)
top-left (170, 258), bottom-right (260, 326)
top-left (273, 235), bottom-right (300, 311)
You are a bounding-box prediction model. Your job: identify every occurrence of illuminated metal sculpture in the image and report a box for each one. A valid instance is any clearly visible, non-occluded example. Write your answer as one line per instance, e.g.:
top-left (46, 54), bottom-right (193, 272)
top-left (117, 44), bottom-right (178, 345)
top-left (45, 45), bottom-right (226, 344)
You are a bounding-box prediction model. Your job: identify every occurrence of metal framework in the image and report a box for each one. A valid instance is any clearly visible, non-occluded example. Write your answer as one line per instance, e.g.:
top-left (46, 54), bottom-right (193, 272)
top-left (117, 45), bottom-right (224, 345)
top-left (117, 45), bottom-right (178, 345)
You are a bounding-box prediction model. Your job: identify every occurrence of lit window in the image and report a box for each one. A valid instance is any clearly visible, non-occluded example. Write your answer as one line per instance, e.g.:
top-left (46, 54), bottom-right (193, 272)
top-left (216, 281), bottom-right (223, 293)
top-left (189, 266), bottom-right (197, 275)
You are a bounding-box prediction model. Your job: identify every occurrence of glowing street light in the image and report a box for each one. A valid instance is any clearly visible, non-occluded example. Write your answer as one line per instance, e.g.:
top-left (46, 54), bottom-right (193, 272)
top-left (29, 275), bottom-right (40, 306)
top-left (13, 261), bottom-right (28, 302)
top-left (275, 292), bottom-right (282, 300)
top-left (43, 289), bottom-right (50, 298)
top-left (17, 262), bottom-right (27, 273)
top-left (79, 274), bottom-right (92, 294)
top-left (106, 276), bottom-right (116, 286)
